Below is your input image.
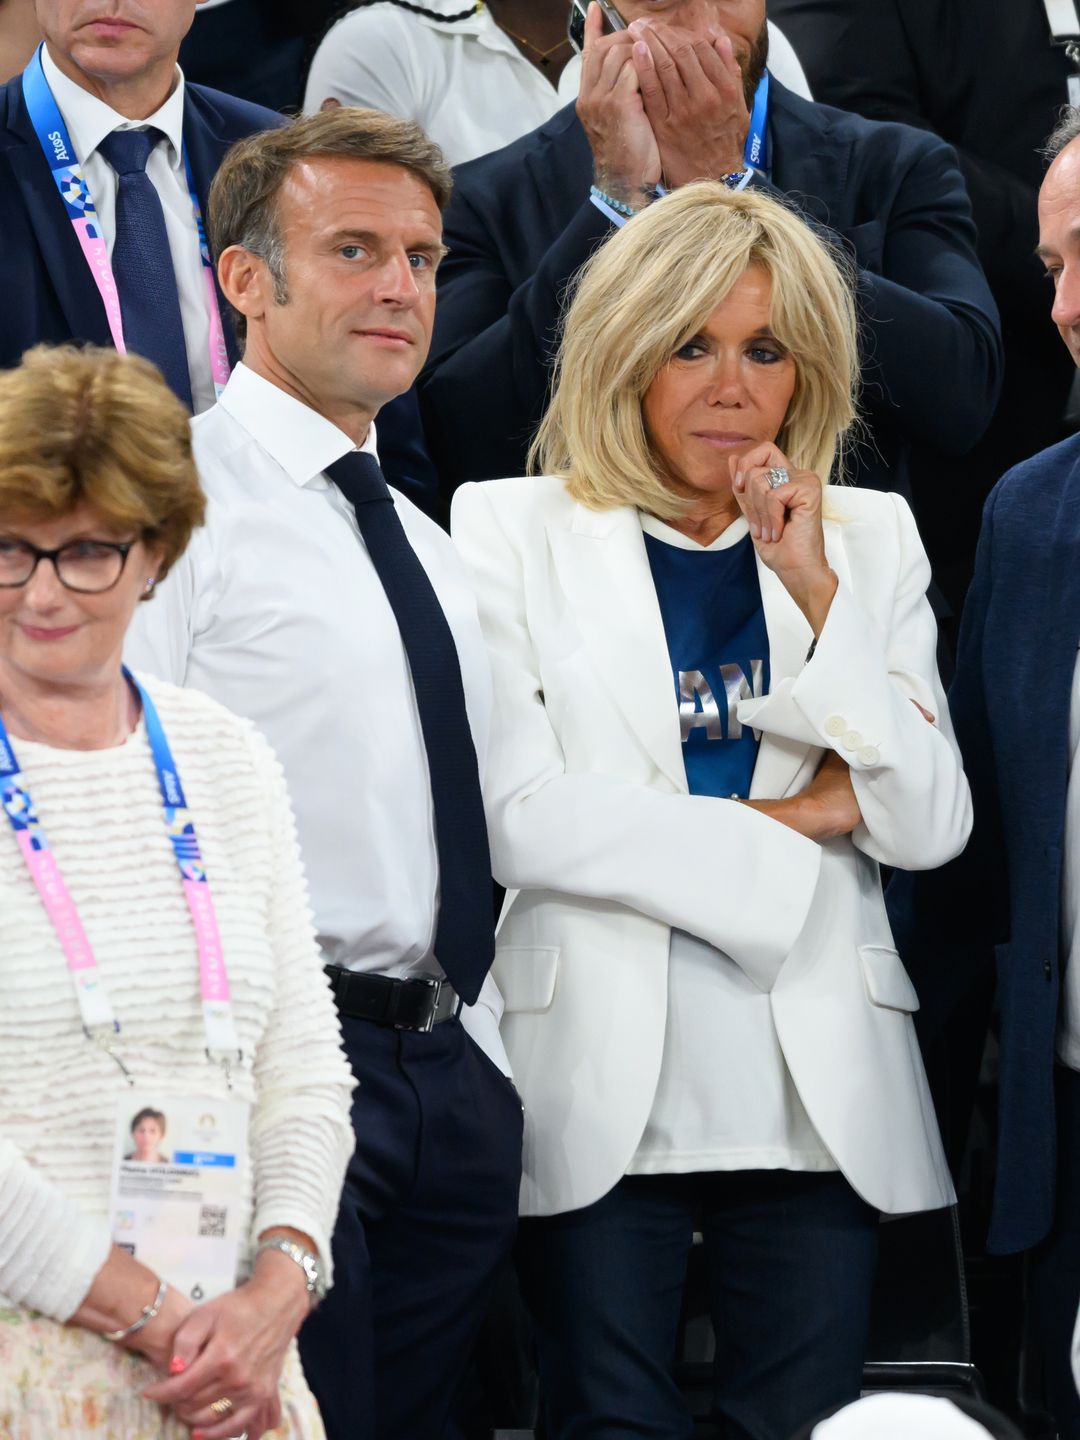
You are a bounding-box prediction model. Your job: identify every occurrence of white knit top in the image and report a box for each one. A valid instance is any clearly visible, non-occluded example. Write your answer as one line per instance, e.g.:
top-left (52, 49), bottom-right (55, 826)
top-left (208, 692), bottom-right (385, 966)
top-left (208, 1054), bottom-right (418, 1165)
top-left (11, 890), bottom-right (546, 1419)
top-left (0, 675), bottom-right (355, 1322)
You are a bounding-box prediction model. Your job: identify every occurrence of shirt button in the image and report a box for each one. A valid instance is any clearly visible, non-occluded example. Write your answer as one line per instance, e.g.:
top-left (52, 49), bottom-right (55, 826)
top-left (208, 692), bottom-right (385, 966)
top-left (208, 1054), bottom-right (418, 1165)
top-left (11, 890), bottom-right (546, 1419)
top-left (825, 715), bottom-right (846, 737)
top-left (858, 745), bottom-right (881, 766)
top-left (841, 730), bottom-right (863, 751)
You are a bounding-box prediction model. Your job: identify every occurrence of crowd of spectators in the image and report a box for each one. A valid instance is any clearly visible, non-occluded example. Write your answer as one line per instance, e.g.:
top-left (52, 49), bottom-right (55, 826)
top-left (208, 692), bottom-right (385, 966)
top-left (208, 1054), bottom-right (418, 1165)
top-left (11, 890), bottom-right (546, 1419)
top-left (1, 2), bottom-right (1079, 1439)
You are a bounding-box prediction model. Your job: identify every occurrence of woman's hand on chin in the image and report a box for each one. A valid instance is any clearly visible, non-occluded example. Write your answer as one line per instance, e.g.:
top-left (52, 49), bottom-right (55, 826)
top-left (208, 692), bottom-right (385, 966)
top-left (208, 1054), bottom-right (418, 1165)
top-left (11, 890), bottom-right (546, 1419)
top-left (729, 444), bottom-right (837, 636)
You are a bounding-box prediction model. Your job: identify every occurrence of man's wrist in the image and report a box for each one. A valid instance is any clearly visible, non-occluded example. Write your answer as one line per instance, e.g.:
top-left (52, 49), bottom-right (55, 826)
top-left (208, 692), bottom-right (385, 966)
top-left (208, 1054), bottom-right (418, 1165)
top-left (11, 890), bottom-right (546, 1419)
top-left (593, 170), bottom-right (656, 213)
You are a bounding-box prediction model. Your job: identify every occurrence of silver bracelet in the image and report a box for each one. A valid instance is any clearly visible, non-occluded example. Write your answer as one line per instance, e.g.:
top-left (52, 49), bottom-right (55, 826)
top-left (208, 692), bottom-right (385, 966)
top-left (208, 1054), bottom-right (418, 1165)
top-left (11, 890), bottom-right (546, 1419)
top-left (254, 1237), bottom-right (326, 1305)
top-left (103, 1278), bottom-right (168, 1343)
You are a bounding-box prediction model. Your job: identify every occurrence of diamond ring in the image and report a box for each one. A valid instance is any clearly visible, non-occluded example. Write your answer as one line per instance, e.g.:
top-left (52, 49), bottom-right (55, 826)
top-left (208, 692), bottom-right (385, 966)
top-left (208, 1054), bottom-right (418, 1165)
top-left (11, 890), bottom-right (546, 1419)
top-left (764, 467), bottom-right (790, 489)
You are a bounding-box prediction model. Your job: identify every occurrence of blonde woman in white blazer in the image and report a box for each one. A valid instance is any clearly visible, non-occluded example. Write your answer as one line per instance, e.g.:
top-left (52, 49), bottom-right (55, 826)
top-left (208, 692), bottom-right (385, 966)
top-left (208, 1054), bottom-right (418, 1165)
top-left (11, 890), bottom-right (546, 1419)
top-left (451, 183), bottom-right (972, 1440)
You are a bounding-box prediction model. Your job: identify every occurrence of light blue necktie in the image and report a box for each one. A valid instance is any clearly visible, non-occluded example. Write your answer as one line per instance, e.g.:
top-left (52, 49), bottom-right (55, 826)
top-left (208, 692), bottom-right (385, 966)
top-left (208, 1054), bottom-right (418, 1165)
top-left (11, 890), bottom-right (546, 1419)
top-left (96, 127), bottom-right (193, 411)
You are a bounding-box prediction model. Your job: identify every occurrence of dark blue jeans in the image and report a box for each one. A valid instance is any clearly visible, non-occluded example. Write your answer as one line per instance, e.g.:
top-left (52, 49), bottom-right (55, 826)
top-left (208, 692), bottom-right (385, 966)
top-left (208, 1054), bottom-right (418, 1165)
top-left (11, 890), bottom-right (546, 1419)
top-left (298, 1015), bottom-right (524, 1440)
top-left (518, 1169), bottom-right (879, 1440)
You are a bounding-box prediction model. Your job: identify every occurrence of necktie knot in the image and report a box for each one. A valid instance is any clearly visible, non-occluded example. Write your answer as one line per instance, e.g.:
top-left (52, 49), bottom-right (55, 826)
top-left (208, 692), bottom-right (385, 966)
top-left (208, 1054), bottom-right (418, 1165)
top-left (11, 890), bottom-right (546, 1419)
top-left (324, 451), bottom-right (393, 508)
top-left (98, 126), bottom-right (160, 176)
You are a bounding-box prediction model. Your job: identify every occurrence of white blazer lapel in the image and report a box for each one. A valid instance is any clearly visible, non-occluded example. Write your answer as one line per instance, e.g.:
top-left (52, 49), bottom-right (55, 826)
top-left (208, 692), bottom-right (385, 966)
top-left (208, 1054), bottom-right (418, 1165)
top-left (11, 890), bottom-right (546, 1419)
top-left (547, 504), bottom-right (687, 793)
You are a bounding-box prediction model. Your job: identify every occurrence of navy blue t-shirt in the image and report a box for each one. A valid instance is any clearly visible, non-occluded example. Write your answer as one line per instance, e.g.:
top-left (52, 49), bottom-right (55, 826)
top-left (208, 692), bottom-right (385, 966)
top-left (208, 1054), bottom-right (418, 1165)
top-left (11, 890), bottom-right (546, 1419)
top-left (643, 526), bottom-right (770, 800)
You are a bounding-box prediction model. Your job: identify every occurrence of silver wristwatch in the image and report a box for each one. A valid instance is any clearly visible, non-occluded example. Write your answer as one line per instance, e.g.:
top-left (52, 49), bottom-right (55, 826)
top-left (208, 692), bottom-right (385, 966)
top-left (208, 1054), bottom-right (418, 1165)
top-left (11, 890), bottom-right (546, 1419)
top-left (255, 1237), bottom-right (327, 1305)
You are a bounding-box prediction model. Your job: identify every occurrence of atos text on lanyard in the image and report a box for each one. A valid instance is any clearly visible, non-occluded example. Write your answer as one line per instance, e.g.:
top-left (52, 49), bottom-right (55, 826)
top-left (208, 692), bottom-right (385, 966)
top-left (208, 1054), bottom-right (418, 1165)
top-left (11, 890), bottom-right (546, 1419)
top-left (744, 71), bottom-right (770, 174)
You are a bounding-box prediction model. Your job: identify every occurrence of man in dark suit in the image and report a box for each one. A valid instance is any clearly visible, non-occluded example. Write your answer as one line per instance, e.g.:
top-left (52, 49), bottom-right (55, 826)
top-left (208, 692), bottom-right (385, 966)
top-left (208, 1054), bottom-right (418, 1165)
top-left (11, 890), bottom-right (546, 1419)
top-left (0, 0), bottom-right (281, 411)
top-left (768, 0), bottom-right (1076, 615)
top-left (418, 0), bottom-right (1002, 538)
top-left (888, 110), bottom-right (1080, 1438)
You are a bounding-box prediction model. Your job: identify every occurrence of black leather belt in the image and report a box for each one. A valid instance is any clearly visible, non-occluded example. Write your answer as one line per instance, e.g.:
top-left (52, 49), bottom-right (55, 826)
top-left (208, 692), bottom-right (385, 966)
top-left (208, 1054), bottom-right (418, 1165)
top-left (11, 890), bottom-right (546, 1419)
top-left (324, 966), bottom-right (461, 1032)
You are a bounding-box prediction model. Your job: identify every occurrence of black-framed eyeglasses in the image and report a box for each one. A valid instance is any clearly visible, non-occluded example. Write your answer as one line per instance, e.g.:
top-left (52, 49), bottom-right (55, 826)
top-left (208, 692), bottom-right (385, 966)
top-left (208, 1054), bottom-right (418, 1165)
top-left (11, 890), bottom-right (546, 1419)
top-left (0, 537), bottom-right (135, 594)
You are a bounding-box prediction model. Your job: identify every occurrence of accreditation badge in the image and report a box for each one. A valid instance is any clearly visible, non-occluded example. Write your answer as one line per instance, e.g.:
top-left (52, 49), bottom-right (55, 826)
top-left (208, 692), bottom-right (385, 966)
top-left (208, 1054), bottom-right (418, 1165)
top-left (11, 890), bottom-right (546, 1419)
top-left (109, 1090), bottom-right (249, 1302)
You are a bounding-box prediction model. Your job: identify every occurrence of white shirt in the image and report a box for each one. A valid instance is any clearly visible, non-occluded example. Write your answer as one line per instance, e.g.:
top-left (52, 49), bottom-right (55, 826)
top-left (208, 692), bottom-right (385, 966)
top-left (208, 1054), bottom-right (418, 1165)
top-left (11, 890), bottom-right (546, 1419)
top-left (303, 2), bottom-right (811, 169)
top-left (1056, 649), bottom-right (1080, 1069)
top-left (41, 46), bottom-right (217, 413)
top-left (304, 0), bottom-right (579, 167)
top-left (625, 514), bottom-right (835, 1176)
top-left (124, 364), bottom-right (509, 1071)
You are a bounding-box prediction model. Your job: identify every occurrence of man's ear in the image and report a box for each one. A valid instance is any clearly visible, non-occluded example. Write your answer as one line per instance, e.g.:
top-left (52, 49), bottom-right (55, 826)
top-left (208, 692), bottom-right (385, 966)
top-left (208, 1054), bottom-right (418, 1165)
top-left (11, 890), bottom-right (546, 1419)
top-left (217, 245), bottom-right (271, 328)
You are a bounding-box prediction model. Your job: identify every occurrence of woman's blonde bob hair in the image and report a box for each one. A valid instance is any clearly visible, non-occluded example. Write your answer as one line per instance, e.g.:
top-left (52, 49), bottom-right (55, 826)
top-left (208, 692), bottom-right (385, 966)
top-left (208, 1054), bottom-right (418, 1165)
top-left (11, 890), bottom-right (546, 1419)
top-left (529, 182), bottom-right (860, 518)
top-left (0, 345), bottom-right (204, 586)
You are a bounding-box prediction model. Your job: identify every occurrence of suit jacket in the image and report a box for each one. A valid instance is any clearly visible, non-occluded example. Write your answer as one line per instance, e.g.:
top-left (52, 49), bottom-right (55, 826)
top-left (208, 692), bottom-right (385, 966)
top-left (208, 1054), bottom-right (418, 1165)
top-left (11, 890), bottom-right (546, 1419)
top-left (452, 477), bottom-right (971, 1218)
top-left (888, 434), bottom-right (1080, 1255)
top-left (0, 73), bottom-right (278, 375)
top-left (421, 80), bottom-right (1002, 522)
top-left (768, 0), bottom-right (1075, 613)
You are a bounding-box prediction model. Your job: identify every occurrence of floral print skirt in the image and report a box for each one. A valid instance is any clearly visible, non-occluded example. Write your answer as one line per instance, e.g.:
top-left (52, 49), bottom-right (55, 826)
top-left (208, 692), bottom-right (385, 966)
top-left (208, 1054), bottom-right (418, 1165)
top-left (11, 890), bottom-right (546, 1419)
top-left (0, 1310), bottom-right (325, 1440)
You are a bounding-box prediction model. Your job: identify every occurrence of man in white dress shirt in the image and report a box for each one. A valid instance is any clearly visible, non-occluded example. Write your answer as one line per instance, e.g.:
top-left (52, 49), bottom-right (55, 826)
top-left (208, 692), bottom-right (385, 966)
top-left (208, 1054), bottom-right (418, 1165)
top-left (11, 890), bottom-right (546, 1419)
top-left (0, 0), bottom-right (281, 410)
top-left (125, 108), bottom-right (523, 1440)
top-left (889, 106), bottom-right (1080, 1438)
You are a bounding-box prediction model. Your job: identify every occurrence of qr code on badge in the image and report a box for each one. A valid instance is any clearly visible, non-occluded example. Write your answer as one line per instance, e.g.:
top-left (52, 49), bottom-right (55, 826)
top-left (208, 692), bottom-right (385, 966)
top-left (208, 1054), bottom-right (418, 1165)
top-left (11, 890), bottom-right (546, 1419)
top-left (198, 1204), bottom-right (228, 1238)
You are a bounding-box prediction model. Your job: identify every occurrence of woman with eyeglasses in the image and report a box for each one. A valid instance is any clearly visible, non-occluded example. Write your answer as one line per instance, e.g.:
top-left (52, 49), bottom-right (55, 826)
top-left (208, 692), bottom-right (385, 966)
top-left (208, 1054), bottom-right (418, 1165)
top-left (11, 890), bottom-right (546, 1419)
top-left (0, 345), bottom-right (354, 1440)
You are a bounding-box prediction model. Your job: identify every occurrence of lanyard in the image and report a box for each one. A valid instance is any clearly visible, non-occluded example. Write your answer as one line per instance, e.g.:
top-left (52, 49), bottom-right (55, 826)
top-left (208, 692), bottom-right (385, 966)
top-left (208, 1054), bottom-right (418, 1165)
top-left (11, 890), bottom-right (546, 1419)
top-left (744, 71), bottom-right (770, 174)
top-left (21, 45), bottom-right (230, 402)
top-left (0, 669), bottom-right (241, 1077)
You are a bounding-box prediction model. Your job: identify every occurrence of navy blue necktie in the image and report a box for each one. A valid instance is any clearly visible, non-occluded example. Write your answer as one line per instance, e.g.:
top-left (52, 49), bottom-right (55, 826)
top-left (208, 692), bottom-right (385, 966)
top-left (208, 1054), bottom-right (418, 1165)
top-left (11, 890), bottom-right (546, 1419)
top-left (325, 451), bottom-right (494, 1005)
top-left (97, 127), bottom-right (193, 411)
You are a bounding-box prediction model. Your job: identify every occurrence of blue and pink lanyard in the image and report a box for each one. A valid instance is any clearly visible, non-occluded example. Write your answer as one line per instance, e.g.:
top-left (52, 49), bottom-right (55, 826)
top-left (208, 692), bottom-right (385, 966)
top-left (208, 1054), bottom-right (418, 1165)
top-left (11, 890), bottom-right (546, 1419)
top-left (21, 44), bottom-right (231, 399)
top-left (0, 670), bottom-right (241, 1075)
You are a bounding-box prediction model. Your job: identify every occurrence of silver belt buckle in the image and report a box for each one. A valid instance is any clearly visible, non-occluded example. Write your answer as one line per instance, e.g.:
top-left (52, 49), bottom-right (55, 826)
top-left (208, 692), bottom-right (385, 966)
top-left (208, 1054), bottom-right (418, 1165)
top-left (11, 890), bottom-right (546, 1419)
top-left (414, 976), bottom-right (442, 1034)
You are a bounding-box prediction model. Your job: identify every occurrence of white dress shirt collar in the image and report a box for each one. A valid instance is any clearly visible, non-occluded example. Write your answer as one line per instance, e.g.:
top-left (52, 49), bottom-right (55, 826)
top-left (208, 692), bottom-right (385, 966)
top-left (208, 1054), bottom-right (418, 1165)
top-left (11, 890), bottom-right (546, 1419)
top-left (40, 42), bottom-right (186, 173)
top-left (218, 362), bottom-right (380, 487)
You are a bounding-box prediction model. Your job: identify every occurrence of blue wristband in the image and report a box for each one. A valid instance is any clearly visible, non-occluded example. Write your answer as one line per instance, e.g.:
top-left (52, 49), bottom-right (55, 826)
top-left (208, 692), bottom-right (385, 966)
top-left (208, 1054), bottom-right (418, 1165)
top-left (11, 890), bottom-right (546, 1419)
top-left (590, 184), bottom-right (636, 218)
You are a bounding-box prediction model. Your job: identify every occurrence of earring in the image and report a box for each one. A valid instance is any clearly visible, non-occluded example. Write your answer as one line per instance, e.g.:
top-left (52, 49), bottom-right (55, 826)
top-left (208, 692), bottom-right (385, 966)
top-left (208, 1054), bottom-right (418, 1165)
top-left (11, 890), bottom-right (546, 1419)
top-left (145, 577), bottom-right (156, 592)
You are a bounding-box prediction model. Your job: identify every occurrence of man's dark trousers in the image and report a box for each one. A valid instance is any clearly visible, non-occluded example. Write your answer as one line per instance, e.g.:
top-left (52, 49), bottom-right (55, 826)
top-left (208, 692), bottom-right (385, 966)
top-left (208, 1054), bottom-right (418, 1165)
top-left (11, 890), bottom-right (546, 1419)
top-left (299, 1013), bottom-right (523, 1439)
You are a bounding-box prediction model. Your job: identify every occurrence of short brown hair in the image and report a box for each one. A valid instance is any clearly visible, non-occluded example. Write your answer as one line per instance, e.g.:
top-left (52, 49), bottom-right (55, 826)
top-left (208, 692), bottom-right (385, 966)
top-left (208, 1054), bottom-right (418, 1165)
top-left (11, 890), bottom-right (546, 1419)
top-left (208, 107), bottom-right (453, 343)
top-left (0, 345), bottom-right (204, 586)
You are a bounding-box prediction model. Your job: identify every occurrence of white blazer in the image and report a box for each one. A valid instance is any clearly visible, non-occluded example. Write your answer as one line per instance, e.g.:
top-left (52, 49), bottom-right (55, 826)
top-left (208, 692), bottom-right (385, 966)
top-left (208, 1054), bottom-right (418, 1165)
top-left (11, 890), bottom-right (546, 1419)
top-left (451, 476), bottom-right (971, 1219)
